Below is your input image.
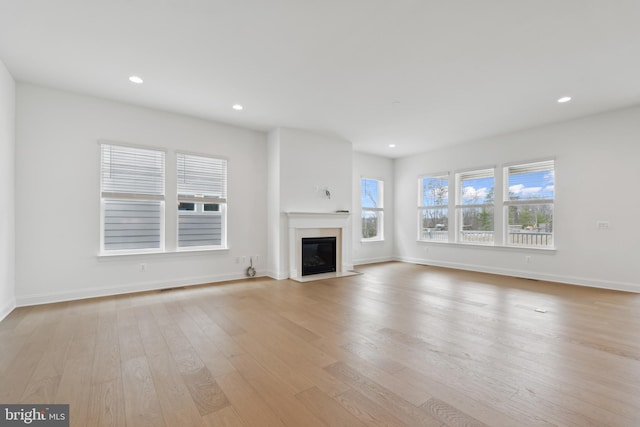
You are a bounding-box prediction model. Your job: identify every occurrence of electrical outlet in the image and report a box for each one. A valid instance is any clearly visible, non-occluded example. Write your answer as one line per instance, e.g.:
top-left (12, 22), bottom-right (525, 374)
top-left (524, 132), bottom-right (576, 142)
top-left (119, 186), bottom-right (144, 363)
top-left (140, 263), bottom-right (146, 272)
top-left (596, 220), bottom-right (610, 230)
top-left (235, 257), bottom-right (240, 264)
top-left (242, 256), bottom-right (246, 264)
top-left (525, 256), bottom-right (532, 264)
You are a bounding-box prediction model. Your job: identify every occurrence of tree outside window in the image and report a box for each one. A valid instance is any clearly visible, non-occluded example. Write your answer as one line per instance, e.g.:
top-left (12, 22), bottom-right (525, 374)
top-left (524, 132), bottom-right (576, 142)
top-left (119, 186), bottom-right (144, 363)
top-left (361, 178), bottom-right (383, 241)
top-left (504, 160), bottom-right (555, 247)
top-left (419, 175), bottom-right (449, 242)
top-left (456, 169), bottom-right (495, 244)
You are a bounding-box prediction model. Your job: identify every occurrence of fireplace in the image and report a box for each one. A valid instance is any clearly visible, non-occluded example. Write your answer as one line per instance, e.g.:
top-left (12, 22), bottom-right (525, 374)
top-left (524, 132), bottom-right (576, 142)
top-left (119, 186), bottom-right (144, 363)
top-left (302, 237), bottom-right (337, 276)
top-left (285, 212), bottom-right (353, 280)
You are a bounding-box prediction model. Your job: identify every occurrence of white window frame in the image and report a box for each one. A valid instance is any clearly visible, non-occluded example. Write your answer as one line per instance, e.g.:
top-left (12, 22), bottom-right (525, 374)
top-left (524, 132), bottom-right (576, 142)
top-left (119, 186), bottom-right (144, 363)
top-left (176, 152), bottom-right (228, 250)
top-left (418, 173), bottom-right (450, 242)
top-left (361, 177), bottom-right (384, 242)
top-left (455, 167), bottom-right (495, 245)
top-left (99, 141), bottom-right (166, 255)
top-left (503, 159), bottom-right (555, 249)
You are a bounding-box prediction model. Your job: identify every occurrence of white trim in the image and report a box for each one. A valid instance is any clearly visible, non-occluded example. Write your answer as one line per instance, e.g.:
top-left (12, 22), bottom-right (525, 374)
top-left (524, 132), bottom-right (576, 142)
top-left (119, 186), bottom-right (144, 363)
top-left (98, 139), bottom-right (168, 152)
top-left (360, 174), bottom-right (385, 182)
top-left (97, 247), bottom-right (230, 259)
top-left (454, 203), bottom-right (494, 209)
top-left (15, 271), bottom-right (267, 307)
top-left (175, 150), bottom-right (229, 161)
top-left (0, 297), bottom-right (16, 322)
top-left (454, 165), bottom-right (496, 177)
top-left (267, 270), bottom-right (289, 280)
top-left (178, 196), bottom-right (226, 204)
top-left (353, 256), bottom-right (394, 266)
top-left (418, 171), bottom-right (449, 180)
top-left (502, 157), bottom-right (556, 169)
top-left (394, 256), bottom-right (639, 294)
top-left (416, 240), bottom-right (556, 252)
top-left (504, 199), bottom-right (554, 206)
top-left (98, 248), bottom-right (165, 257)
top-left (360, 237), bottom-right (385, 243)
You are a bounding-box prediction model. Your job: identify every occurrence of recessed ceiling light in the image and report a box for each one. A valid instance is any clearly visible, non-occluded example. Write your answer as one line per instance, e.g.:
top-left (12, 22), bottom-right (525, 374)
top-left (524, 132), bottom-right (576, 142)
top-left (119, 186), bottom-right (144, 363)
top-left (557, 96), bottom-right (572, 103)
top-left (232, 104), bottom-right (244, 111)
top-left (388, 144), bottom-right (396, 148)
top-left (128, 75), bottom-right (143, 84)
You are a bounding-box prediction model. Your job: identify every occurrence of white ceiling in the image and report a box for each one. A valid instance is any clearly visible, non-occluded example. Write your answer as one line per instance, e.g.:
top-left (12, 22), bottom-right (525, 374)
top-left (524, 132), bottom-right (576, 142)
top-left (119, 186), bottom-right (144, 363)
top-left (2, 1), bottom-right (640, 158)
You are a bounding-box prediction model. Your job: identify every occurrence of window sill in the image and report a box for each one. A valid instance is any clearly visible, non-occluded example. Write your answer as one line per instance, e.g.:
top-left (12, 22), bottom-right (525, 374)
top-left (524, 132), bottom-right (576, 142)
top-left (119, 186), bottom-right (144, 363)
top-left (97, 247), bottom-right (229, 259)
top-left (416, 240), bottom-right (556, 252)
top-left (361, 238), bottom-right (385, 243)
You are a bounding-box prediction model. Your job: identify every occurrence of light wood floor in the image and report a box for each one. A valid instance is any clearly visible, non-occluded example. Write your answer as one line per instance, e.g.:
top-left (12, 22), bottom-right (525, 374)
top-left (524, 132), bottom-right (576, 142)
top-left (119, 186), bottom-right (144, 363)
top-left (1, 262), bottom-right (640, 426)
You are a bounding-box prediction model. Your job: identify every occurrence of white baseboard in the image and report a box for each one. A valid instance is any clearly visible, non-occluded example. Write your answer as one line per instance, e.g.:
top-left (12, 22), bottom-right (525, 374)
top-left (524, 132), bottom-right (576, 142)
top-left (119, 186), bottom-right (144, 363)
top-left (353, 256), bottom-right (395, 266)
top-left (0, 296), bottom-right (16, 322)
top-left (266, 265), bottom-right (359, 281)
top-left (15, 257), bottom-right (638, 307)
top-left (395, 256), bottom-right (640, 293)
top-left (16, 270), bottom-right (268, 307)
top-left (266, 270), bottom-right (289, 280)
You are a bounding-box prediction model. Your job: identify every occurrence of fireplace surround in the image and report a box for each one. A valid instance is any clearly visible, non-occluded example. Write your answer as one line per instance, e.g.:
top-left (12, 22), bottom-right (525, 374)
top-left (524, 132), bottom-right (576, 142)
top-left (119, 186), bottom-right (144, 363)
top-left (285, 212), bottom-right (352, 280)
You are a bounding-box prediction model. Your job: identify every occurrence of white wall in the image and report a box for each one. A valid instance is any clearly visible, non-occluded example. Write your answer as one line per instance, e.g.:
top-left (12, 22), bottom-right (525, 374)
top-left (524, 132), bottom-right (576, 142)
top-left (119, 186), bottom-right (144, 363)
top-left (15, 84), bottom-right (268, 305)
top-left (395, 106), bottom-right (640, 292)
top-left (352, 152), bottom-right (394, 265)
top-left (0, 59), bottom-right (15, 320)
top-left (279, 128), bottom-right (352, 212)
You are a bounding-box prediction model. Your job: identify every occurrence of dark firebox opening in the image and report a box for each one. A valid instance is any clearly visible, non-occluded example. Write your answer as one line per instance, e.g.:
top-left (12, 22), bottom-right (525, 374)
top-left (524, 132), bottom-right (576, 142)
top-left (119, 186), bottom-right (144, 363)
top-left (301, 237), bottom-right (337, 276)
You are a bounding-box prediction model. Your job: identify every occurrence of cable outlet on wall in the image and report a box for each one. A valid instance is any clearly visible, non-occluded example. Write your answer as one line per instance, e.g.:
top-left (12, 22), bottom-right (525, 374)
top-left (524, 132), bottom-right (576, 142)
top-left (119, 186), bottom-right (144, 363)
top-left (140, 263), bottom-right (146, 272)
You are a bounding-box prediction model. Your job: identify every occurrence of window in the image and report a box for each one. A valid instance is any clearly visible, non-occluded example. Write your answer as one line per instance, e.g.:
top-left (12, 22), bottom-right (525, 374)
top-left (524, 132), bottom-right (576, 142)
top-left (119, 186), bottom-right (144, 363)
top-left (456, 168), bottom-right (494, 244)
top-left (100, 143), bottom-right (165, 253)
top-left (177, 153), bottom-right (227, 248)
top-left (361, 178), bottom-right (383, 241)
top-left (418, 174), bottom-right (449, 242)
top-left (504, 160), bottom-right (554, 247)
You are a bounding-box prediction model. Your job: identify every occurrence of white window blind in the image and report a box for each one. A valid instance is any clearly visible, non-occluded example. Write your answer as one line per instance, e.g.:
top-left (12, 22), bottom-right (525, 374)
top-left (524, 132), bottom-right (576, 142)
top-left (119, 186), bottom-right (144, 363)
top-left (100, 143), bottom-right (165, 252)
top-left (177, 153), bottom-right (227, 203)
top-left (101, 144), bottom-right (165, 199)
top-left (177, 153), bottom-right (227, 248)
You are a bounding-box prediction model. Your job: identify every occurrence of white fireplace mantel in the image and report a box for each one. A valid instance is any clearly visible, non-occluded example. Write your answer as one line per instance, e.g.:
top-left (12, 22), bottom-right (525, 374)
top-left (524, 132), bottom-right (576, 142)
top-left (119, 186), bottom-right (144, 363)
top-left (285, 212), bottom-right (353, 279)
